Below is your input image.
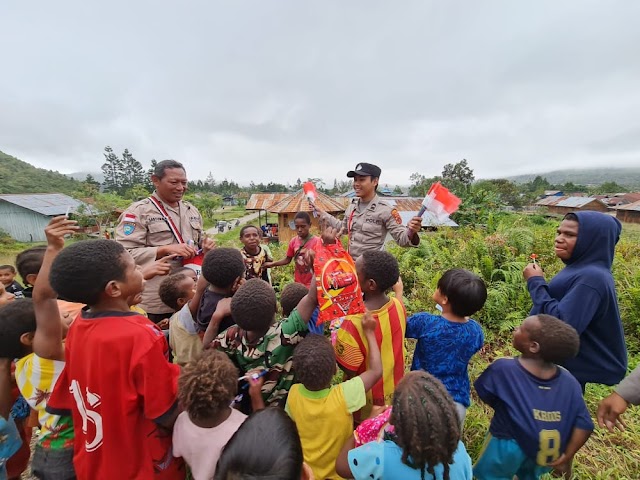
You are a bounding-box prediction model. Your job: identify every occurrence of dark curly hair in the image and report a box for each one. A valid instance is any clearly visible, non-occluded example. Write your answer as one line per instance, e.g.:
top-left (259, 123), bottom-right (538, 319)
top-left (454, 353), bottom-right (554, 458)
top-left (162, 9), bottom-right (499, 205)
top-left (201, 248), bottom-right (245, 288)
top-left (437, 268), bottom-right (487, 317)
top-left (16, 246), bottom-right (46, 285)
top-left (159, 273), bottom-right (193, 311)
top-left (50, 240), bottom-right (128, 305)
top-left (360, 250), bottom-right (399, 292)
top-left (231, 278), bottom-right (277, 333)
top-left (280, 283), bottom-right (308, 317)
top-left (214, 407), bottom-right (304, 480)
top-left (293, 334), bottom-right (336, 391)
top-left (294, 211), bottom-right (311, 224)
top-left (527, 314), bottom-right (580, 363)
top-left (0, 299), bottom-right (36, 359)
top-left (391, 371), bottom-right (460, 480)
top-left (178, 349), bottom-right (238, 422)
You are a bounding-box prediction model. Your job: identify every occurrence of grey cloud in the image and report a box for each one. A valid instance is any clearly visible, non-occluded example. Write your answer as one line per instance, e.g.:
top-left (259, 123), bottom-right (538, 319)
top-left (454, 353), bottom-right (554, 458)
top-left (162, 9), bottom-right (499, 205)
top-left (1, 0), bottom-right (639, 185)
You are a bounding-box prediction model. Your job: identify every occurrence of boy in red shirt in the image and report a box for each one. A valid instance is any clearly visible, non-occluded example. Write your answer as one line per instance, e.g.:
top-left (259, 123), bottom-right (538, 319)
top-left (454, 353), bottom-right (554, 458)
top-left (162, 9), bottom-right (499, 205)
top-left (47, 239), bottom-right (183, 480)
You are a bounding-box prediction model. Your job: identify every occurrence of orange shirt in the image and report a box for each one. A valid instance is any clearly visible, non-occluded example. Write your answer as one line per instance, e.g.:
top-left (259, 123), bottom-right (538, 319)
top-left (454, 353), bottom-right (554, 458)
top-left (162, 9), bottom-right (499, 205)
top-left (334, 297), bottom-right (407, 416)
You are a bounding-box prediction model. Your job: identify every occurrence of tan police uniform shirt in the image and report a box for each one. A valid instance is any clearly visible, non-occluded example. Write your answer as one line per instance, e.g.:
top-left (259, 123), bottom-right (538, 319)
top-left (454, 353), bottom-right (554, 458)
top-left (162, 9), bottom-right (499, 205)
top-left (321, 194), bottom-right (419, 260)
top-left (115, 193), bottom-right (203, 314)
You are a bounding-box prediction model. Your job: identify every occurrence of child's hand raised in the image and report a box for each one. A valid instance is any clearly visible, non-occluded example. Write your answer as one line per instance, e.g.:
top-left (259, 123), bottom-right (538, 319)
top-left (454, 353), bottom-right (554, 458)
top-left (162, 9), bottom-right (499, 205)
top-left (45, 215), bottom-right (79, 250)
top-left (362, 310), bottom-right (377, 333)
top-left (319, 218), bottom-right (343, 245)
top-left (142, 254), bottom-right (178, 280)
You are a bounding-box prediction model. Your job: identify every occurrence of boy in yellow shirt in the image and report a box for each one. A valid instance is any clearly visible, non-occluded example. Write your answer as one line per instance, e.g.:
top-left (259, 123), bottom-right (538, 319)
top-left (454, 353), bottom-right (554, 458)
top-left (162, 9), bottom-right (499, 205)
top-left (285, 311), bottom-right (382, 479)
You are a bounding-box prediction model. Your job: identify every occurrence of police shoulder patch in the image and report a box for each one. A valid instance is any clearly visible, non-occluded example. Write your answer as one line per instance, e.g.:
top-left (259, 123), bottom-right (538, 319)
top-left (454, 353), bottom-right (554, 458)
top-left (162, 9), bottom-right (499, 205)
top-left (123, 223), bottom-right (135, 235)
top-left (391, 208), bottom-right (402, 224)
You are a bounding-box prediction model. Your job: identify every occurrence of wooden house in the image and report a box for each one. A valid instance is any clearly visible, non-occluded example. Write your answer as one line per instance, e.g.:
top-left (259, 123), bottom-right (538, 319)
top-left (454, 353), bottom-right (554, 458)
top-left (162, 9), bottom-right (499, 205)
top-left (615, 200), bottom-right (640, 224)
top-left (267, 190), bottom-right (345, 243)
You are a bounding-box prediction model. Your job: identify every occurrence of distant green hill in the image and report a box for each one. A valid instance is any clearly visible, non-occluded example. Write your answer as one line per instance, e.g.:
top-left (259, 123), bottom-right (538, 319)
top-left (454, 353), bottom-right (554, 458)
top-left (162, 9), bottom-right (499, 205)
top-left (506, 168), bottom-right (640, 188)
top-left (0, 150), bottom-right (80, 194)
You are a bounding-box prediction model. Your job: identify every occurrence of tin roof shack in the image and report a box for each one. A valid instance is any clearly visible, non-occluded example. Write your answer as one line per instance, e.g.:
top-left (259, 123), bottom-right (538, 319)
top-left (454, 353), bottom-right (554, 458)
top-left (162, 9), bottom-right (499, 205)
top-left (615, 200), bottom-right (640, 224)
top-left (267, 190), bottom-right (345, 243)
top-left (246, 193), bottom-right (291, 229)
top-left (0, 193), bottom-right (93, 242)
top-left (535, 196), bottom-right (609, 215)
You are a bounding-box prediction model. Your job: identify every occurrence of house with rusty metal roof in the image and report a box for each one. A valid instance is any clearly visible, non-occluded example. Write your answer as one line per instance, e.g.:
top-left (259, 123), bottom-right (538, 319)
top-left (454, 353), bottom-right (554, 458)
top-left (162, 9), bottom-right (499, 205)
top-left (266, 190), bottom-right (345, 243)
top-left (534, 196), bottom-right (609, 215)
top-left (614, 200), bottom-right (640, 224)
top-left (0, 193), bottom-right (92, 242)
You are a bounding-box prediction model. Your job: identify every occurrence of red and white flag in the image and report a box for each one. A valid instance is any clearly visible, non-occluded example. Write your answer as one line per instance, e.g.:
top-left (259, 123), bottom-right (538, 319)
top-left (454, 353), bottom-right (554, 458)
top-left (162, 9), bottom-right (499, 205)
top-left (418, 182), bottom-right (461, 222)
top-left (123, 213), bottom-right (137, 223)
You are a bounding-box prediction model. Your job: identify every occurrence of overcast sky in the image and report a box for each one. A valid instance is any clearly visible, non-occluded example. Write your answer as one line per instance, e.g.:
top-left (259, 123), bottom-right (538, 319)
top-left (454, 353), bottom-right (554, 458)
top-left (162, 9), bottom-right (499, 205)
top-left (1, 1), bottom-right (639, 186)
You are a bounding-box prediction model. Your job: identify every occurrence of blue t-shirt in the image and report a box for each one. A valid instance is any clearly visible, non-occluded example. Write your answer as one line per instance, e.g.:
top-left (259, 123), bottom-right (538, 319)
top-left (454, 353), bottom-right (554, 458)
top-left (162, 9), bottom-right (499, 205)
top-left (348, 439), bottom-right (472, 480)
top-left (406, 313), bottom-right (484, 407)
top-left (474, 357), bottom-right (594, 464)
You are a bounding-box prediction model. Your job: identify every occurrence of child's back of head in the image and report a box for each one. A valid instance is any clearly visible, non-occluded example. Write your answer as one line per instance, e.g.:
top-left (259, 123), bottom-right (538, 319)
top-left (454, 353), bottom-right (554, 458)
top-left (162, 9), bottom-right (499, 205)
top-left (437, 268), bottom-right (487, 317)
top-left (50, 240), bottom-right (133, 306)
top-left (230, 278), bottom-right (277, 333)
top-left (280, 283), bottom-right (308, 318)
top-left (293, 334), bottom-right (336, 391)
top-left (16, 246), bottom-right (46, 287)
top-left (0, 299), bottom-right (35, 359)
top-left (159, 273), bottom-right (195, 312)
top-left (178, 349), bottom-right (238, 422)
top-left (214, 407), bottom-right (305, 480)
top-left (201, 248), bottom-right (245, 288)
top-left (391, 371), bottom-right (460, 478)
top-left (358, 250), bottom-right (399, 293)
top-left (522, 314), bottom-right (580, 364)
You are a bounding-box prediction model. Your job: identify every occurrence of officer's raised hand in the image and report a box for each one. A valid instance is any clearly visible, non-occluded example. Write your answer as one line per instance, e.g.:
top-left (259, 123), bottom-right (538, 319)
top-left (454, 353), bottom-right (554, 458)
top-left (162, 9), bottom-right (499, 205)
top-left (407, 216), bottom-right (423, 237)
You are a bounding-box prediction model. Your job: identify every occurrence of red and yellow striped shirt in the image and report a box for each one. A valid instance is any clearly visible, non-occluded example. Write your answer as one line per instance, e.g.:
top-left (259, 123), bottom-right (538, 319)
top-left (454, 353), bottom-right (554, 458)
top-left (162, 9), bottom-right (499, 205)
top-left (334, 297), bottom-right (407, 416)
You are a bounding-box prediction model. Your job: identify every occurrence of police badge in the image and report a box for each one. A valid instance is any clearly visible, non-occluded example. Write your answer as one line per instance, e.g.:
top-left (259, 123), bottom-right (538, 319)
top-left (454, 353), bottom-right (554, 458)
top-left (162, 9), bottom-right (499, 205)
top-left (123, 223), bottom-right (135, 235)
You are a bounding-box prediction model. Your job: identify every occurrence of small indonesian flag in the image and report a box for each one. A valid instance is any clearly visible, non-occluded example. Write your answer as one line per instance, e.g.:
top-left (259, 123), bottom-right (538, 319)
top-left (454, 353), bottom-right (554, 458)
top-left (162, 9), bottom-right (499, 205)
top-left (303, 182), bottom-right (317, 204)
top-left (418, 182), bottom-right (461, 221)
top-left (123, 213), bottom-right (136, 222)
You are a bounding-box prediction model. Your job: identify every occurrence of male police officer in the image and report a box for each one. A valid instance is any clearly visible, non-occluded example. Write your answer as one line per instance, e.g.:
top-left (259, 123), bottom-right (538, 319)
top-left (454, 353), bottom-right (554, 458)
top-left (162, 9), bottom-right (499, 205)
top-left (116, 160), bottom-right (214, 323)
top-left (320, 163), bottom-right (422, 260)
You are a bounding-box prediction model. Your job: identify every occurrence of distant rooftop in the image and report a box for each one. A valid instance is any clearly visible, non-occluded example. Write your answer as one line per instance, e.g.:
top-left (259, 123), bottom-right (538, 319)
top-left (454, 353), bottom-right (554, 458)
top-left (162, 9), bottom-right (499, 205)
top-left (0, 193), bottom-right (90, 216)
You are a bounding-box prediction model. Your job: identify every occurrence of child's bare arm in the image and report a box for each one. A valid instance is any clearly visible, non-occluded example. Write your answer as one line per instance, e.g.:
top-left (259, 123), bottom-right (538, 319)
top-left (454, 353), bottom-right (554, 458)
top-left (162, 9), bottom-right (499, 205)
top-left (295, 271), bottom-right (318, 323)
top-left (141, 254), bottom-right (178, 280)
top-left (0, 359), bottom-right (12, 419)
top-left (358, 311), bottom-right (382, 392)
top-left (335, 435), bottom-right (356, 478)
top-left (548, 427), bottom-right (591, 477)
top-left (188, 273), bottom-right (209, 319)
top-left (263, 256), bottom-right (292, 269)
top-left (202, 298), bottom-right (232, 346)
top-left (33, 216), bottom-right (79, 361)
top-left (391, 275), bottom-right (404, 300)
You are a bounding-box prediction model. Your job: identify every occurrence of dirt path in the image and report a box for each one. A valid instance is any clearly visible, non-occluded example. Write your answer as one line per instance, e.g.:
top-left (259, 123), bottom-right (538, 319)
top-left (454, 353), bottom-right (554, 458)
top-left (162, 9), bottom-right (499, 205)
top-left (205, 211), bottom-right (260, 235)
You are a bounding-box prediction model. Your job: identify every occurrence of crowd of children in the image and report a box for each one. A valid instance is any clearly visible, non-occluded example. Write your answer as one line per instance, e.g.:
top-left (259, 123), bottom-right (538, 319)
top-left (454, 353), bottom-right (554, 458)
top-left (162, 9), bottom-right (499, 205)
top-left (0, 209), bottom-right (631, 480)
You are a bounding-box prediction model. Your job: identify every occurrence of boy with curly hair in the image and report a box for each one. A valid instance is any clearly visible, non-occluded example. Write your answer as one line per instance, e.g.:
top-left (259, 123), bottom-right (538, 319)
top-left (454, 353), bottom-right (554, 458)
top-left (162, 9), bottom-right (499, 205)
top-left (173, 349), bottom-right (263, 480)
top-left (286, 311), bottom-right (382, 480)
top-left (334, 250), bottom-right (406, 417)
top-left (474, 314), bottom-right (593, 479)
top-left (46, 239), bottom-right (183, 479)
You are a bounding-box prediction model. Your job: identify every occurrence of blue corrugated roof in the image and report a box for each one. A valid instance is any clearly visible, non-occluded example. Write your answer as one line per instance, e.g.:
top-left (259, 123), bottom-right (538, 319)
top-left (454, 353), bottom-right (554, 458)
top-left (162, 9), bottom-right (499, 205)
top-left (0, 193), bottom-right (90, 216)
